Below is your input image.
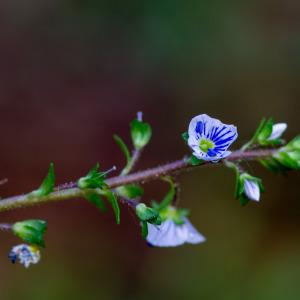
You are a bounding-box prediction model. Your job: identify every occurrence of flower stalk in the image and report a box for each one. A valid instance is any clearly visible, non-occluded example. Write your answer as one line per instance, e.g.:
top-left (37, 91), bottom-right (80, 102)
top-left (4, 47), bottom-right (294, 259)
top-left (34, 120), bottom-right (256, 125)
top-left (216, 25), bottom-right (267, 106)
top-left (0, 149), bottom-right (276, 213)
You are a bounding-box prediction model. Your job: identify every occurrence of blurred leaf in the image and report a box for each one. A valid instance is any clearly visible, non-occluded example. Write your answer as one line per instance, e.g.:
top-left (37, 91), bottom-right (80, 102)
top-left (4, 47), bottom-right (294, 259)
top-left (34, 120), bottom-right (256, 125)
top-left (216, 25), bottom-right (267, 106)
top-left (117, 184), bottom-right (144, 199)
top-left (101, 189), bottom-right (120, 224)
top-left (141, 221), bottom-right (148, 239)
top-left (181, 132), bottom-right (189, 143)
top-left (84, 191), bottom-right (106, 212)
top-left (12, 220), bottom-right (47, 247)
top-left (31, 163), bottom-right (55, 197)
top-left (189, 155), bottom-right (203, 166)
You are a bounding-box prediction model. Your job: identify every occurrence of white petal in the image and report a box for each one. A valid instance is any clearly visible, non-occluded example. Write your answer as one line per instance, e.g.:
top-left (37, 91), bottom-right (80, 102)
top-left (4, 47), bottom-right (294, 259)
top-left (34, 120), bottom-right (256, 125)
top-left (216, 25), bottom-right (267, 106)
top-left (147, 219), bottom-right (186, 247)
top-left (244, 179), bottom-right (260, 202)
top-left (268, 123), bottom-right (287, 141)
top-left (184, 218), bottom-right (206, 244)
top-left (147, 218), bottom-right (206, 247)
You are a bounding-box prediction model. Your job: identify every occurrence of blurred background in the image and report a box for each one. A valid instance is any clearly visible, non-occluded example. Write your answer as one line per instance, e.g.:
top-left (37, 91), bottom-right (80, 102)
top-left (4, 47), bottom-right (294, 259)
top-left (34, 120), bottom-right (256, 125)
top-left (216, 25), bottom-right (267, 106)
top-left (0, 0), bottom-right (299, 299)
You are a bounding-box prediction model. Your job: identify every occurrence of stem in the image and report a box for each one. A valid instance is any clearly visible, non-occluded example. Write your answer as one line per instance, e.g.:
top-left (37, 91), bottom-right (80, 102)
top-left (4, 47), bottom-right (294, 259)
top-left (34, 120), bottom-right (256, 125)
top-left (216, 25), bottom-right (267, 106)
top-left (0, 149), bottom-right (276, 213)
top-left (121, 149), bottom-right (141, 175)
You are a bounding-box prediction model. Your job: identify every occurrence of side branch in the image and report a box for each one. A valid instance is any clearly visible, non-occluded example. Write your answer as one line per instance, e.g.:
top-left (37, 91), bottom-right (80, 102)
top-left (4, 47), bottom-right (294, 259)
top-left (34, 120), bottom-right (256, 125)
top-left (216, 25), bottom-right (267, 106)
top-left (0, 149), bottom-right (276, 213)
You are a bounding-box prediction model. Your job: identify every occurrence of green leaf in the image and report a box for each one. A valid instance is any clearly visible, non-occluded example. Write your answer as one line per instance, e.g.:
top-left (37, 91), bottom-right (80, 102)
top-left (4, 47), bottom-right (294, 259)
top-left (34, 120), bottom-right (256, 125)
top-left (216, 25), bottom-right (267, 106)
top-left (84, 191), bottom-right (106, 212)
top-left (113, 135), bottom-right (132, 174)
top-left (189, 155), bottom-right (203, 166)
top-left (117, 184), bottom-right (144, 199)
top-left (101, 189), bottom-right (120, 224)
top-left (130, 118), bottom-right (152, 150)
top-left (181, 132), bottom-right (189, 143)
top-left (12, 220), bottom-right (47, 247)
top-left (78, 163), bottom-right (108, 189)
top-left (257, 118), bottom-right (273, 143)
top-left (31, 163), bottom-right (55, 197)
top-left (136, 203), bottom-right (161, 225)
top-left (141, 221), bottom-right (148, 239)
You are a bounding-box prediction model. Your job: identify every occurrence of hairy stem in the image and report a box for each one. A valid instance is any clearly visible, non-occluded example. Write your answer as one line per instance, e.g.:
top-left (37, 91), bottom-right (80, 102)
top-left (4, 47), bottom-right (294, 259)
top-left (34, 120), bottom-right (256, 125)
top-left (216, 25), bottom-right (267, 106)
top-left (0, 149), bottom-right (276, 213)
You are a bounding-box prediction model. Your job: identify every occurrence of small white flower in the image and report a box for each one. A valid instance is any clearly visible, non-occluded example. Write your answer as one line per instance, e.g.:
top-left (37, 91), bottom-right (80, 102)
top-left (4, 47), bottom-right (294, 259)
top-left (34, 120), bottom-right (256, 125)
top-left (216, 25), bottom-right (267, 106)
top-left (188, 114), bottom-right (238, 162)
top-left (9, 244), bottom-right (41, 268)
top-left (244, 179), bottom-right (260, 202)
top-left (147, 218), bottom-right (206, 247)
top-left (267, 123), bottom-right (287, 141)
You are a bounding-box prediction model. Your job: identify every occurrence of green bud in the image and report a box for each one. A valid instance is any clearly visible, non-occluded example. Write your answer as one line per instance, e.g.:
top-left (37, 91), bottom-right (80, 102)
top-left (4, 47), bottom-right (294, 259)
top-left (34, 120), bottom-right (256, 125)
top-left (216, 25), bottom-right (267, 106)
top-left (136, 203), bottom-right (161, 225)
top-left (12, 220), bottom-right (47, 247)
top-left (130, 114), bottom-right (152, 150)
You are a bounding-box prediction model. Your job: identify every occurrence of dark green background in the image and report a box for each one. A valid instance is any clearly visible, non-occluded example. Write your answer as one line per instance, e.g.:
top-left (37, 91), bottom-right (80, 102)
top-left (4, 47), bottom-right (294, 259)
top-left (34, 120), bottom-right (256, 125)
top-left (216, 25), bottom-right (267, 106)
top-left (0, 1), bottom-right (299, 299)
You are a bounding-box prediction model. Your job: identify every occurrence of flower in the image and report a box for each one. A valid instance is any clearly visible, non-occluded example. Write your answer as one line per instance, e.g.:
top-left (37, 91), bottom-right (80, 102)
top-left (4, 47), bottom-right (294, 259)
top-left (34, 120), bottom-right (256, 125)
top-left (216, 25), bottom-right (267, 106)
top-left (267, 123), bottom-right (287, 141)
top-left (9, 244), bottom-right (41, 268)
top-left (188, 114), bottom-right (238, 162)
top-left (147, 218), bottom-right (206, 247)
top-left (146, 206), bottom-right (206, 247)
top-left (244, 179), bottom-right (260, 202)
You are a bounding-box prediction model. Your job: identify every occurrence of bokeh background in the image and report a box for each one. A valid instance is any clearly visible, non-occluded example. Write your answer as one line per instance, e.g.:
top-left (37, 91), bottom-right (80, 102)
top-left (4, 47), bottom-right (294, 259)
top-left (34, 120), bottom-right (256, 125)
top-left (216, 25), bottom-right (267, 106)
top-left (0, 1), bottom-right (299, 299)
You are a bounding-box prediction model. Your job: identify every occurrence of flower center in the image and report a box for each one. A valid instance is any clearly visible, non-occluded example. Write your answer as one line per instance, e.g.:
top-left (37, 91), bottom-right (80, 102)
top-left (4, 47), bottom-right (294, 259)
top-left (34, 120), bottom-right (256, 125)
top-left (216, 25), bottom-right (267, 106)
top-left (199, 139), bottom-right (215, 153)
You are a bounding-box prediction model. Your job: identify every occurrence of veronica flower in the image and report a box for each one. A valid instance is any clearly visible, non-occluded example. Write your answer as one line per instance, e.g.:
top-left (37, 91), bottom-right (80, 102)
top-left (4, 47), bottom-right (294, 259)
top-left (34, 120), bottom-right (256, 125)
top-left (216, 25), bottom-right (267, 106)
top-left (9, 244), bottom-right (41, 268)
top-left (146, 207), bottom-right (206, 247)
top-left (267, 123), bottom-right (287, 141)
top-left (188, 114), bottom-right (238, 162)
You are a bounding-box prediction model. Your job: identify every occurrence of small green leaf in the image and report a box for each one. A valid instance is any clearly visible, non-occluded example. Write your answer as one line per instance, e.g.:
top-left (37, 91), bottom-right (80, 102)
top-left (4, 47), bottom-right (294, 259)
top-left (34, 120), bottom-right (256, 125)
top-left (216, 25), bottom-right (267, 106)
top-left (101, 189), bottom-right (120, 224)
top-left (130, 118), bottom-right (152, 150)
top-left (181, 132), bottom-right (189, 143)
top-left (84, 191), bottom-right (106, 212)
top-left (113, 135), bottom-right (132, 174)
top-left (31, 163), bottom-right (55, 197)
top-left (189, 155), bottom-right (203, 166)
top-left (257, 118), bottom-right (273, 143)
top-left (136, 203), bottom-right (161, 225)
top-left (141, 221), bottom-right (148, 239)
top-left (117, 184), bottom-right (144, 199)
top-left (78, 163), bottom-right (108, 189)
top-left (12, 220), bottom-right (47, 247)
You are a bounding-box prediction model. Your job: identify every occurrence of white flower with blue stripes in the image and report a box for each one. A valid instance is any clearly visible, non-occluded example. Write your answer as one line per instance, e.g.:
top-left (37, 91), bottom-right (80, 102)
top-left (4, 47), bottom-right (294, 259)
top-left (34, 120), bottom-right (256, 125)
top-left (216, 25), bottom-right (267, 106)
top-left (9, 244), bottom-right (41, 268)
top-left (188, 114), bottom-right (238, 162)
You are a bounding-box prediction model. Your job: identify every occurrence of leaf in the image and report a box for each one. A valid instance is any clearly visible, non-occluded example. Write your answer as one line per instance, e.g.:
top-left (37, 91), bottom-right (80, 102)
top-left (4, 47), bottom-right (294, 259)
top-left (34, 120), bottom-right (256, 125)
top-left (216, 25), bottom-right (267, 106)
top-left (189, 155), bottom-right (203, 166)
top-left (117, 184), bottom-right (144, 199)
top-left (12, 220), bottom-right (47, 247)
top-left (141, 221), bottom-right (148, 239)
top-left (84, 191), bottom-right (106, 212)
top-left (257, 118), bottom-right (274, 144)
top-left (78, 163), bottom-right (107, 189)
top-left (130, 118), bottom-right (152, 150)
top-left (31, 163), bottom-right (55, 197)
top-left (181, 132), bottom-right (189, 143)
top-left (113, 135), bottom-right (132, 173)
top-left (101, 189), bottom-right (120, 224)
